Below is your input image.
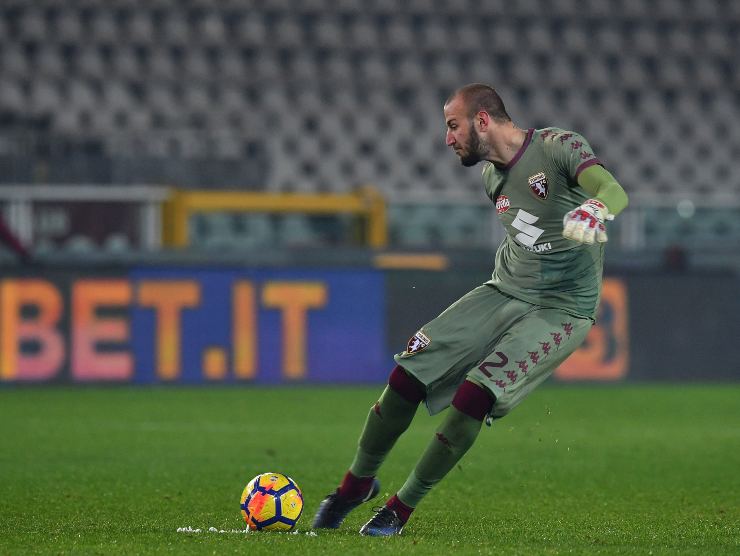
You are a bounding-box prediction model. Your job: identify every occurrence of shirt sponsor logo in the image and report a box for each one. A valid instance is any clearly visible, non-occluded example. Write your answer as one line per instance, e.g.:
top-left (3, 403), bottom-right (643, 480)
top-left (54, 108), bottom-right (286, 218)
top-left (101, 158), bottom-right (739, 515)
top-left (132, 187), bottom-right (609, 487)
top-left (405, 330), bottom-right (431, 355)
top-left (523, 242), bottom-right (552, 253)
top-left (495, 195), bottom-right (510, 214)
top-left (510, 209), bottom-right (551, 252)
top-left (528, 172), bottom-right (549, 199)
top-left (511, 209), bottom-right (545, 248)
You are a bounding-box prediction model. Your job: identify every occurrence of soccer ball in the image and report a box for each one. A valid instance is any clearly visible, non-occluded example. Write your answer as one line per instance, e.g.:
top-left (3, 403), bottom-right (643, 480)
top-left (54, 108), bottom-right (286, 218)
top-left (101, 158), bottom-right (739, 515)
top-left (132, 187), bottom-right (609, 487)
top-left (240, 472), bottom-right (304, 531)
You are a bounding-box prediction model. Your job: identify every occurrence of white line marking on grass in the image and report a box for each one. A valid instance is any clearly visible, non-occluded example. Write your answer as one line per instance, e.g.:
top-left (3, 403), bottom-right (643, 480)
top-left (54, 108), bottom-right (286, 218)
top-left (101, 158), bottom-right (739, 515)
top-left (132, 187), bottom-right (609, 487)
top-left (176, 526), bottom-right (317, 536)
top-left (177, 526), bottom-right (249, 534)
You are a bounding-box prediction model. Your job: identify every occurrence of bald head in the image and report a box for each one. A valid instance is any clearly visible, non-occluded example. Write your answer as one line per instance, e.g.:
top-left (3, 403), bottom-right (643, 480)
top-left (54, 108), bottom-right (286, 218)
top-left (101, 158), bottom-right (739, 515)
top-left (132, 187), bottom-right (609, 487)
top-left (445, 83), bottom-right (511, 123)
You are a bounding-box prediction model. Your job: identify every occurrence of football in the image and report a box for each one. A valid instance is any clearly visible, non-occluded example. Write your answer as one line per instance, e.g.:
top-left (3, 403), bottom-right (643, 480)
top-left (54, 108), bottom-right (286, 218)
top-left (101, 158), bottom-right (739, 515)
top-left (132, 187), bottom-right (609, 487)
top-left (240, 472), bottom-right (304, 531)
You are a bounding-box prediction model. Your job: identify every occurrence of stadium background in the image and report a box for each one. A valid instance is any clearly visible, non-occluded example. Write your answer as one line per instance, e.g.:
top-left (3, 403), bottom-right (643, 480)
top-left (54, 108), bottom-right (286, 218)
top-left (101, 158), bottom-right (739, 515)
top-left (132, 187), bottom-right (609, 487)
top-left (0, 0), bottom-right (738, 385)
top-left (1, 2), bottom-right (739, 554)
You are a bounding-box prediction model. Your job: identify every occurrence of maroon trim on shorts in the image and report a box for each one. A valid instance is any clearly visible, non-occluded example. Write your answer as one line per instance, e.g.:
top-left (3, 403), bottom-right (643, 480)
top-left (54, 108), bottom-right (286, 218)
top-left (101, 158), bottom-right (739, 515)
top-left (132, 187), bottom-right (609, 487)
top-left (501, 127), bottom-right (534, 171)
top-left (451, 380), bottom-right (494, 422)
top-left (574, 158), bottom-right (602, 180)
top-left (388, 365), bottom-right (425, 404)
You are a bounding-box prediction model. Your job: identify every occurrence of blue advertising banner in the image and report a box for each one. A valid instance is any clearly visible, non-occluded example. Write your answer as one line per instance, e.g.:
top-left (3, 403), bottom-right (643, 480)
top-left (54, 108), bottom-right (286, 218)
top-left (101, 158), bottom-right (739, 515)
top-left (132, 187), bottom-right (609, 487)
top-left (3, 264), bottom-right (735, 385)
top-left (129, 268), bottom-right (386, 384)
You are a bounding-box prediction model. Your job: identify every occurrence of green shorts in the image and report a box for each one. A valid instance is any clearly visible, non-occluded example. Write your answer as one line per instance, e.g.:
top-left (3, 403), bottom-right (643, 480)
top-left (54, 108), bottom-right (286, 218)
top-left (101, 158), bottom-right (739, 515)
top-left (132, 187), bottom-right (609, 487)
top-left (394, 284), bottom-right (592, 419)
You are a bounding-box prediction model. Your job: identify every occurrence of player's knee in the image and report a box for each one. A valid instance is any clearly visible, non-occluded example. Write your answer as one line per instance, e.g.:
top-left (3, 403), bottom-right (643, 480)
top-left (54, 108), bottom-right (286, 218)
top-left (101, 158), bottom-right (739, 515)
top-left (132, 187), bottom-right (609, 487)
top-left (451, 380), bottom-right (494, 422)
top-left (388, 365), bottom-right (425, 405)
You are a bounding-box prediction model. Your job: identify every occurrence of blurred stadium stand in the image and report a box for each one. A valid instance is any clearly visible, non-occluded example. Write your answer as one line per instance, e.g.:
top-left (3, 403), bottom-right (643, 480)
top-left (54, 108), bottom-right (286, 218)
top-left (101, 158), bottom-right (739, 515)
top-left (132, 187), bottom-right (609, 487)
top-left (0, 0), bottom-right (738, 260)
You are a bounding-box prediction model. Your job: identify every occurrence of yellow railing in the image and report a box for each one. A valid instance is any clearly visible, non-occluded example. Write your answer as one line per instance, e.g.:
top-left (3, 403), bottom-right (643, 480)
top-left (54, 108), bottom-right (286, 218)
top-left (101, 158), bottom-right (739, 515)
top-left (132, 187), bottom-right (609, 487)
top-left (162, 185), bottom-right (387, 248)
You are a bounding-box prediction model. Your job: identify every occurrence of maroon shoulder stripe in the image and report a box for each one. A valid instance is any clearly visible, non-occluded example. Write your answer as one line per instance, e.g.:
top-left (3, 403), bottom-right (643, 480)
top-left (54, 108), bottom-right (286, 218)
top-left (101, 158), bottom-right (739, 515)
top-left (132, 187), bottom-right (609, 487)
top-left (575, 158), bottom-right (602, 179)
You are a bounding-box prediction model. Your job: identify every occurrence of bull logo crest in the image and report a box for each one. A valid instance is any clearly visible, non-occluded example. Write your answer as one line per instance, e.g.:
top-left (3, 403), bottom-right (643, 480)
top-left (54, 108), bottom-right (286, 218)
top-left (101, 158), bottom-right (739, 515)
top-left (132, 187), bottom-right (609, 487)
top-left (528, 172), bottom-right (549, 199)
top-left (405, 330), bottom-right (431, 355)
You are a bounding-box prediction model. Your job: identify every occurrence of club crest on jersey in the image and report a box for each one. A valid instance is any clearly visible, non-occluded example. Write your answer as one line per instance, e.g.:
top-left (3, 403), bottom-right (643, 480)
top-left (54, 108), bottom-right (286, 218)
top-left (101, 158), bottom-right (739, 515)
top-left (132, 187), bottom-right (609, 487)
top-left (528, 172), bottom-right (549, 199)
top-left (405, 330), bottom-right (431, 355)
top-left (495, 195), bottom-right (510, 214)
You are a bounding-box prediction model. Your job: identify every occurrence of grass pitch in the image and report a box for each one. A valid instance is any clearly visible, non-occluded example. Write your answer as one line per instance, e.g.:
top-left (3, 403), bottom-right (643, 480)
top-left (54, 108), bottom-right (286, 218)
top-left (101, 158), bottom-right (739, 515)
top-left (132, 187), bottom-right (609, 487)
top-left (1, 384), bottom-right (738, 555)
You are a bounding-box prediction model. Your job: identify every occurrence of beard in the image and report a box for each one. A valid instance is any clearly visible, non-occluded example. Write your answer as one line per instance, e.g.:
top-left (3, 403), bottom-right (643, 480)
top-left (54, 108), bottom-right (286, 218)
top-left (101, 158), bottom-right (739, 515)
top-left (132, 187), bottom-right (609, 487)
top-left (459, 128), bottom-right (486, 166)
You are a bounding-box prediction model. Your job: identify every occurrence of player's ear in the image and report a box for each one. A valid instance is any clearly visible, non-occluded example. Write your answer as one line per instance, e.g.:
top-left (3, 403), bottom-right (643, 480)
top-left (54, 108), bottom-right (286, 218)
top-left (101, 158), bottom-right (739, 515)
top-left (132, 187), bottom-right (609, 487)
top-left (476, 110), bottom-right (491, 132)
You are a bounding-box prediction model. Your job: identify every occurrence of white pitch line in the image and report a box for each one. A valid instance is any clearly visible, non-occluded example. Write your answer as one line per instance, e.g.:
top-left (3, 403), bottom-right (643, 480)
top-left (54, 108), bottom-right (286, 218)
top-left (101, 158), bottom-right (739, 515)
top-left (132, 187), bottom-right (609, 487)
top-left (176, 526), bottom-right (317, 536)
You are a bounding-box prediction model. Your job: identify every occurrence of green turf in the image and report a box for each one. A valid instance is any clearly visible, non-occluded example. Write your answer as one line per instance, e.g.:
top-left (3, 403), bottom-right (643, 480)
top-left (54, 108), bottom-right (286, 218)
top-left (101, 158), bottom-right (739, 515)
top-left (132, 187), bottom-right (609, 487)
top-left (1, 384), bottom-right (738, 555)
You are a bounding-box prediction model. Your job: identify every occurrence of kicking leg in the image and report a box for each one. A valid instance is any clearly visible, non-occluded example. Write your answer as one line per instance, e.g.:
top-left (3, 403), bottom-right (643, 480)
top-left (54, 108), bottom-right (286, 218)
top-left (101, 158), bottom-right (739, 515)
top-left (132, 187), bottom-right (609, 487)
top-left (312, 365), bottom-right (424, 528)
top-left (360, 379), bottom-right (493, 536)
top-left (348, 364), bottom-right (425, 481)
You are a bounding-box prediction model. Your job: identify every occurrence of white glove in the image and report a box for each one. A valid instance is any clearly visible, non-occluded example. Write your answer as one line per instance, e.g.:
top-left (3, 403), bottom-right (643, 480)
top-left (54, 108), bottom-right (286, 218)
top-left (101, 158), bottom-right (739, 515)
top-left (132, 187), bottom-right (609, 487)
top-left (562, 199), bottom-right (613, 244)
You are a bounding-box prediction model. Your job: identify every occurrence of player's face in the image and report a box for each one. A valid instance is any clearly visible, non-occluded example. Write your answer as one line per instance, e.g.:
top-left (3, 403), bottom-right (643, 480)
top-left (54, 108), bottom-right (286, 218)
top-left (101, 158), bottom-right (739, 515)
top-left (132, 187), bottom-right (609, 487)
top-left (444, 98), bottom-right (485, 167)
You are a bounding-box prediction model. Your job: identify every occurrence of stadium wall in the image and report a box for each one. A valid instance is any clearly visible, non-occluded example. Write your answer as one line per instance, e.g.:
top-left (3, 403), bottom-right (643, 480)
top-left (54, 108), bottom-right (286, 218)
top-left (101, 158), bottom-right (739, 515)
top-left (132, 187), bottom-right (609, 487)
top-left (0, 263), bottom-right (737, 384)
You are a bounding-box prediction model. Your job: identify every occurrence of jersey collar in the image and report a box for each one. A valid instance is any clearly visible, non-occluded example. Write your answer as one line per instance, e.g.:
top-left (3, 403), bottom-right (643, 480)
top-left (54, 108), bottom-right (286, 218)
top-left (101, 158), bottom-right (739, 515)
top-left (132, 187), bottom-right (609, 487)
top-left (500, 128), bottom-right (534, 171)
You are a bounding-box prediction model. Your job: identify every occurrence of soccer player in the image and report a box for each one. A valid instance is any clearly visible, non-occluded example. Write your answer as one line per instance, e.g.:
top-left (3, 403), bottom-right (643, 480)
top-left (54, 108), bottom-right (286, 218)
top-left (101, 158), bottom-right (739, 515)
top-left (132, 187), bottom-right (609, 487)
top-left (312, 83), bottom-right (629, 536)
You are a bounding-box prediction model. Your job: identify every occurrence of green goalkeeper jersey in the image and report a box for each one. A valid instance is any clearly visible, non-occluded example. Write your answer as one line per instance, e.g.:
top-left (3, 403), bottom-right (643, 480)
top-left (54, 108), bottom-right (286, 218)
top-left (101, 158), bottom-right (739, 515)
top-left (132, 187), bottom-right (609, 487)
top-left (482, 127), bottom-right (605, 320)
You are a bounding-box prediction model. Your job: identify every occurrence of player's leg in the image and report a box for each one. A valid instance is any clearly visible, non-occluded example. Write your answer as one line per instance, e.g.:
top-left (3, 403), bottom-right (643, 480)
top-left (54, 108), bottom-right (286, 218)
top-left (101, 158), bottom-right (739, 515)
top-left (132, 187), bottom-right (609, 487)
top-left (312, 364), bottom-right (425, 529)
top-left (360, 308), bottom-right (592, 536)
top-left (316, 285), bottom-right (531, 530)
top-left (347, 365), bottom-right (425, 482)
top-left (348, 284), bottom-right (519, 497)
top-left (314, 284), bottom-right (508, 530)
top-left (359, 379), bottom-right (493, 536)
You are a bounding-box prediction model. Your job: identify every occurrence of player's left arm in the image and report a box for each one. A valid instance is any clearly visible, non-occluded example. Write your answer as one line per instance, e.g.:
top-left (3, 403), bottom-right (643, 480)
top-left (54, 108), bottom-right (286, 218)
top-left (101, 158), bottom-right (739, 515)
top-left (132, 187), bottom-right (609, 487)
top-left (548, 130), bottom-right (629, 244)
top-left (577, 164), bottom-right (628, 218)
top-left (562, 164), bottom-right (629, 244)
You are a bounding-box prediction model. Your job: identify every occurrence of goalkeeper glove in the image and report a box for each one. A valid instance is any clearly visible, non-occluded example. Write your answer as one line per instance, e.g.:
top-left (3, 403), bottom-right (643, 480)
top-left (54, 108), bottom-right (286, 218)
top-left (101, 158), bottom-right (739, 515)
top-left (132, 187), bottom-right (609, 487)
top-left (562, 199), bottom-right (613, 244)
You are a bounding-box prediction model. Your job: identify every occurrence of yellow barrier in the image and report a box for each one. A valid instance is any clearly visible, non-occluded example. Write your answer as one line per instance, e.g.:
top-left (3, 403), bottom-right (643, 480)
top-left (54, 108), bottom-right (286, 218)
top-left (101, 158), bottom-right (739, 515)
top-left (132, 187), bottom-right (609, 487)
top-left (162, 185), bottom-right (387, 248)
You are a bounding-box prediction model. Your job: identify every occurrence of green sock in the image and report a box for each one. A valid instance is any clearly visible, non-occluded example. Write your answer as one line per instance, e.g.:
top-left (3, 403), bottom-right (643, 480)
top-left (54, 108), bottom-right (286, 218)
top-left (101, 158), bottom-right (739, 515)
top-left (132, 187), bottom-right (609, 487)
top-left (396, 406), bottom-right (483, 508)
top-left (349, 386), bottom-right (419, 478)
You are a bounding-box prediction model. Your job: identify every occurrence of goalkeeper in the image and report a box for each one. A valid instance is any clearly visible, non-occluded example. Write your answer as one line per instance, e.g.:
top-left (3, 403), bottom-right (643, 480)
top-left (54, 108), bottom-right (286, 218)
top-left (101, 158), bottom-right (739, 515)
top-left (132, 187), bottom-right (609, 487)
top-left (313, 83), bottom-right (629, 536)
